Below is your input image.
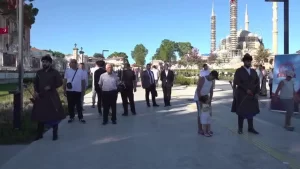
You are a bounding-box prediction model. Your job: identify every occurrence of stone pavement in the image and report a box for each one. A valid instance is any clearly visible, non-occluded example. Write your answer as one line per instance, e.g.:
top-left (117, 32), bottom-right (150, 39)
top-left (0, 85), bottom-right (299, 169)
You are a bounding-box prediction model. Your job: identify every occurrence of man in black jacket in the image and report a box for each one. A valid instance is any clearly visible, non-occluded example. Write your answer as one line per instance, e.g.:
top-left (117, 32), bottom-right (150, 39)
top-left (120, 63), bottom-right (137, 116)
top-left (160, 63), bottom-right (174, 107)
top-left (94, 60), bottom-right (106, 115)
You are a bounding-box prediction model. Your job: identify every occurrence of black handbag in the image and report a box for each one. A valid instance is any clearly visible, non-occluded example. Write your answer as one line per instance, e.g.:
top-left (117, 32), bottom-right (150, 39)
top-left (117, 70), bottom-right (126, 92)
top-left (66, 69), bottom-right (78, 89)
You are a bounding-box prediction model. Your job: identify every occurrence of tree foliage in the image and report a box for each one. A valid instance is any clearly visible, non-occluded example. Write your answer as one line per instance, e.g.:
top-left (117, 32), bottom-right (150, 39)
top-left (0, 0), bottom-right (39, 27)
top-left (93, 53), bottom-right (104, 58)
top-left (107, 52), bottom-right (128, 59)
top-left (152, 39), bottom-right (177, 62)
top-left (179, 48), bottom-right (203, 68)
top-left (207, 53), bottom-right (217, 64)
top-left (176, 42), bottom-right (193, 58)
top-left (46, 49), bottom-right (65, 58)
top-left (152, 40), bottom-right (193, 62)
top-left (254, 46), bottom-right (271, 64)
top-left (131, 44), bottom-right (148, 66)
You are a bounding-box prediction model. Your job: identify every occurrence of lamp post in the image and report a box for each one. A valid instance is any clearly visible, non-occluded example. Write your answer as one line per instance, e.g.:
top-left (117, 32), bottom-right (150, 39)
top-left (102, 50), bottom-right (109, 58)
top-left (79, 47), bottom-right (84, 63)
top-left (17, 0), bottom-right (24, 113)
top-left (265, 0), bottom-right (289, 54)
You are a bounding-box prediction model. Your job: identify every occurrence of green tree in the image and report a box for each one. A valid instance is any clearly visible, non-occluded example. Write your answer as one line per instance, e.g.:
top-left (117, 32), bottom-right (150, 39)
top-left (46, 49), bottom-right (65, 58)
top-left (176, 42), bottom-right (193, 58)
top-left (0, 0), bottom-right (39, 27)
top-left (93, 53), bottom-right (104, 58)
top-left (254, 46), bottom-right (271, 65)
top-left (152, 39), bottom-right (177, 62)
top-left (131, 44), bottom-right (148, 66)
top-left (107, 52), bottom-right (129, 64)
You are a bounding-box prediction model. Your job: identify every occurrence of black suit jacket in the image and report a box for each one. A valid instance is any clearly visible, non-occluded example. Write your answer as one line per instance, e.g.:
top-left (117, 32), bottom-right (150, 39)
top-left (160, 69), bottom-right (174, 87)
top-left (94, 68), bottom-right (106, 92)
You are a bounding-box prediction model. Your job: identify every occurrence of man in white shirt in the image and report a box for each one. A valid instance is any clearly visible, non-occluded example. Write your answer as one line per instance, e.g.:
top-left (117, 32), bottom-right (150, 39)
top-left (79, 63), bottom-right (89, 108)
top-left (200, 64), bottom-right (215, 89)
top-left (152, 65), bottom-right (159, 87)
top-left (90, 64), bottom-right (99, 108)
top-left (63, 59), bottom-right (86, 123)
top-left (200, 64), bottom-right (210, 77)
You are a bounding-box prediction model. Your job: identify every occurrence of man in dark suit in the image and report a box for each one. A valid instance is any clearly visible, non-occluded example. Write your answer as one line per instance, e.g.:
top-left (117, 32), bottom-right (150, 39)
top-left (160, 63), bottom-right (174, 107)
top-left (120, 63), bottom-right (137, 116)
top-left (141, 63), bottom-right (159, 107)
top-left (94, 60), bottom-right (106, 115)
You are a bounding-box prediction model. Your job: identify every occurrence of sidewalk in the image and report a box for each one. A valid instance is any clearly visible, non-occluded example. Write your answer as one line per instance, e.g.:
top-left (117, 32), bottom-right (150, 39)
top-left (0, 86), bottom-right (297, 169)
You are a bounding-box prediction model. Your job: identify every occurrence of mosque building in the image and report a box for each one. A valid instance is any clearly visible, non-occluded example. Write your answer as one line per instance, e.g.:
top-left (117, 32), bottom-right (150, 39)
top-left (210, 0), bottom-right (277, 67)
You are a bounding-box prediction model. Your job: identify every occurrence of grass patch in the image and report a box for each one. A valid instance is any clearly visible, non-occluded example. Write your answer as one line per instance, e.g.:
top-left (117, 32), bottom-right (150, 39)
top-left (0, 78), bottom-right (92, 145)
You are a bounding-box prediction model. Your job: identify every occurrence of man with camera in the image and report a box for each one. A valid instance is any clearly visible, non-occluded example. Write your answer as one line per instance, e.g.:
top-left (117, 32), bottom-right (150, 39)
top-left (63, 59), bottom-right (86, 123)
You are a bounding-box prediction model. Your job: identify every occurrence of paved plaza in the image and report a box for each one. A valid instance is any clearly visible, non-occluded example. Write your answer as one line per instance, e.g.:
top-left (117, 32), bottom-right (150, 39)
top-left (1, 82), bottom-right (300, 169)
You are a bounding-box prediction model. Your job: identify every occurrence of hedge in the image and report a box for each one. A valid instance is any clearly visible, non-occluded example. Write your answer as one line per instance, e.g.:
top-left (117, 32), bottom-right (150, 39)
top-left (173, 69), bottom-right (235, 85)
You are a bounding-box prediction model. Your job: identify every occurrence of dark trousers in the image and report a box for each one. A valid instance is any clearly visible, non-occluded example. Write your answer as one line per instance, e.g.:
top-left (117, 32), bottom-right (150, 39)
top-left (37, 122), bottom-right (58, 137)
top-left (66, 91), bottom-right (83, 119)
top-left (238, 115), bottom-right (254, 129)
top-left (269, 83), bottom-right (273, 97)
top-left (145, 84), bottom-right (157, 106)
top-left (121, 88), bottom-right (136, 114)
top-left (102, 90), bottom-right (118, 123)
top-left (163, 86), bottom-right (172, 106)
top-left (96, 89), bottom-right (103, 114)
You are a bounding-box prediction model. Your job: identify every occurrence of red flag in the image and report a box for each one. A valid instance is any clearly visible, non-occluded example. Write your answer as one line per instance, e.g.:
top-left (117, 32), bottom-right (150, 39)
top-left (0, 27), bottom-right (8, 34)
top-left (230, 0), bottom-right (236, 4)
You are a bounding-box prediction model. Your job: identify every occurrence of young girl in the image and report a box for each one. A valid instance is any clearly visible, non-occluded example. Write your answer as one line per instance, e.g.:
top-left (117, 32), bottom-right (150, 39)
top-left (199, 95), bottom-right (212, 137)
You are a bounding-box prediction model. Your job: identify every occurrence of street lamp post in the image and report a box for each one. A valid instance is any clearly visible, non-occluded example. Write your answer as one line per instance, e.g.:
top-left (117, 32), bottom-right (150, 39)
top-left (265, 0), bottom-right (289, 54)
top-left (102, 50), bottom-right (109, 58)
top-left (79, 47), bottom-right (84, 63)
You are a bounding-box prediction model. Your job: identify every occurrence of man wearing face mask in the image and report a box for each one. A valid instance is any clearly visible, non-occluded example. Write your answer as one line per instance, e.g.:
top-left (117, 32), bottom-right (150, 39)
top-left (231, 53), bottom-right (260, 135)
top-left (31, 55), bottom-right (66, 141)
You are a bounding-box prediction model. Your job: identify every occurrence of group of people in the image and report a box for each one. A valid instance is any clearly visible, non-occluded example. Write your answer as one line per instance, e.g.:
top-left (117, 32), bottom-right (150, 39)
top-left (30, 53), bottom-right (299, 142)
top-left (30, 55), bottom-right (177, 141)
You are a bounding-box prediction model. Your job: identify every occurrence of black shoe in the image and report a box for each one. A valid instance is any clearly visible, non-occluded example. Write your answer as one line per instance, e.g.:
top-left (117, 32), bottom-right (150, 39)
top-left (153, 104), bottom-right (159, 107)
top-left (102, 121), bottom-right (108, 125)
top-left (99, 112), bottom-right (102, 116)
top-left (35, 135), bottom-right (43, 141)
top-left (79, 119), bottom-right (86, 123)
top-left (92, 105), bottom-right (95, 108)
top-left (52, 134), bottom-right (58, 141)
top-left (248, 128), bottom-right (259, 134)
top-left (147, 104), bottom-right (150, 107)
top-left (238, 129), bottom-right (243, 134)
top-left (68, 118), bottom-right (75, 123)
top-left (132, 112), bottom-right (136, 115)
top-left (122, 113), bottom-right (128, 116)
top-left (112, 121), bottom-right (117, 124)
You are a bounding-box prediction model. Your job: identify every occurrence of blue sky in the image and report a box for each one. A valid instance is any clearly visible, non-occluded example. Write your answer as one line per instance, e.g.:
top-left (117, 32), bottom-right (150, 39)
top-left (31, 0), bottom-right (300, 64)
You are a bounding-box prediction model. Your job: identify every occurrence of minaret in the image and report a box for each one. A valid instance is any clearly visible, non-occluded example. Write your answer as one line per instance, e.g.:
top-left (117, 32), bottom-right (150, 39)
top-left (210, 1), bottom-right (216, 52)
top-left (272, 2), bottom-right (278, 55)
top-left (230, 0), bottom-right (238, 51)
top-left (73, 43), bottom-right (79, 60)
top-left (245, 4), bottom-right (249, 31)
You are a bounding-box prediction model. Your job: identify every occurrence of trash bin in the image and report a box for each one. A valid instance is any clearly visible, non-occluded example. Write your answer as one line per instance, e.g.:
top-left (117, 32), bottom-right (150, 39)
top-left (8, 90), bottom-right (21, 129)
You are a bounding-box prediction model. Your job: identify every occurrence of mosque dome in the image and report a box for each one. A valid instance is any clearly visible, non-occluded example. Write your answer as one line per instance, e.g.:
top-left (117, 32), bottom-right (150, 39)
top-left (237, 30), bottom-right (251, 37)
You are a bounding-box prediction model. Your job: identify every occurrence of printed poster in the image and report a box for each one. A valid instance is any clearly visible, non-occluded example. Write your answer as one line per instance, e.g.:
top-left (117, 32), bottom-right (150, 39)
top-left (270, 54), bottom-right (300, 112)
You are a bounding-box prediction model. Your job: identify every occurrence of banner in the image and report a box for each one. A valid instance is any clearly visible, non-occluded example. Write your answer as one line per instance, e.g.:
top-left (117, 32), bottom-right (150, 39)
top-left (270, 54), bottom-right (300, 112)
